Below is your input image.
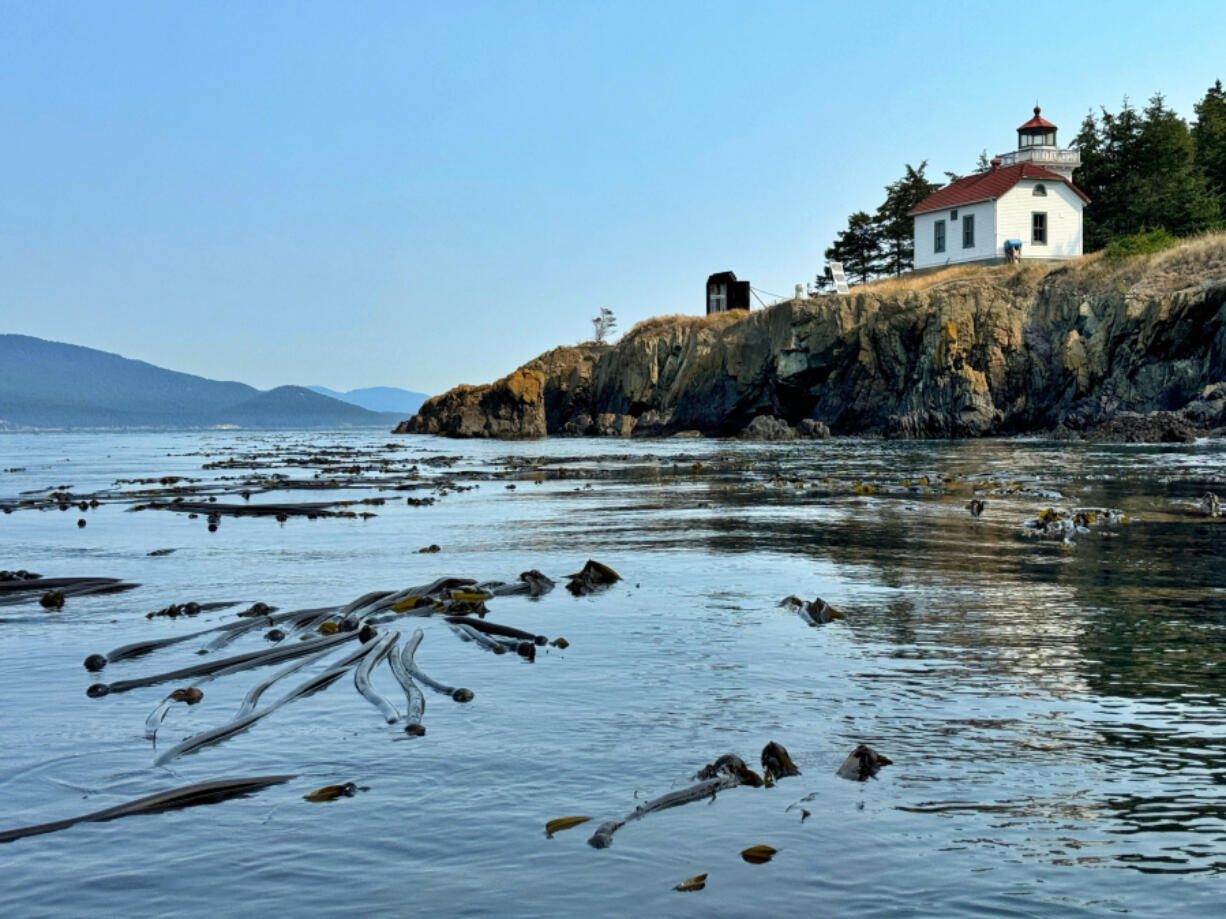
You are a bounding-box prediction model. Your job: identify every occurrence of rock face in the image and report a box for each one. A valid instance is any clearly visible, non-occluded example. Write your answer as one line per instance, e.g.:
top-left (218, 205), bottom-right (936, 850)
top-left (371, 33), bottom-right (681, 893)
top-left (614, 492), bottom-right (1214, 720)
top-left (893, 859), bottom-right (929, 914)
top-left (395, 369), bottom-right (546, 439)
top-left (399, 240), bottom-right (1226, 440)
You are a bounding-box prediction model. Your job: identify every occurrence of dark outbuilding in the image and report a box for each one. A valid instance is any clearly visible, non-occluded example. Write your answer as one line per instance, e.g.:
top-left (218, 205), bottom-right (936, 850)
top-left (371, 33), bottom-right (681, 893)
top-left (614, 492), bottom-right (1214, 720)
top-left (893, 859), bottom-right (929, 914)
top-left (706, 271), bottom-right (750, 315)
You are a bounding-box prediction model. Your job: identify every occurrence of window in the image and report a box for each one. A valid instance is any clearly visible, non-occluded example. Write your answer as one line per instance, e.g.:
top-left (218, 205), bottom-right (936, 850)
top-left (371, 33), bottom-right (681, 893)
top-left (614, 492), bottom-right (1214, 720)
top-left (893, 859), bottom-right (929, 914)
top-left (934, 219), bottom-right (946, 253)
top-left (1032, 212), bottom-right (1047, 245)
top-left (962, 213), bottom-right (975, 248)
top-left (1033, 183), bottom-right (1047, 197)
top-left (950, 209), bottom-right (958, 221)
top-left (1020, 131), bottom-right (1056, 147)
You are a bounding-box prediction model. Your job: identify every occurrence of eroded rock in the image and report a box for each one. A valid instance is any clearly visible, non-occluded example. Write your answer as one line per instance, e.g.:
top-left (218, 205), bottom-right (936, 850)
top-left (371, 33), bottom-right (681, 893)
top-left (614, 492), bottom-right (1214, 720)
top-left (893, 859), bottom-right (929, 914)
top-left (397, 369), bottom-right (546, 439)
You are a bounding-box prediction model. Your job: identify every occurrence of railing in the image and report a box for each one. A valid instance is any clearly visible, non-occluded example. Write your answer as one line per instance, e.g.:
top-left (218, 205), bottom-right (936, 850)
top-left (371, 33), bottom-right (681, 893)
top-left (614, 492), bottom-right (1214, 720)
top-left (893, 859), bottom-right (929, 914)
top-left (997, 147), bottom-right (1081, 168)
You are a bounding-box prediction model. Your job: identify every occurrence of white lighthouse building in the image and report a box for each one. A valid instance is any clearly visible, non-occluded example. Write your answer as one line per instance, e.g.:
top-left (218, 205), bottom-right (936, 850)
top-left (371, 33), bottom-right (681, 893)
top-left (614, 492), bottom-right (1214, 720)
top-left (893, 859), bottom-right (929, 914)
top-left (909, 107), bottom-right (1089, 270)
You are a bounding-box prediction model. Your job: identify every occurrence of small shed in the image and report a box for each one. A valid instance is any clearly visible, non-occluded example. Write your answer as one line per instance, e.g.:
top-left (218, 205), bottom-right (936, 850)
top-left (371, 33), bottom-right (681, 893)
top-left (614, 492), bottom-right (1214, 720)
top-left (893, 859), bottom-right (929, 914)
top-left (706, 271), bottom-right (751, 315)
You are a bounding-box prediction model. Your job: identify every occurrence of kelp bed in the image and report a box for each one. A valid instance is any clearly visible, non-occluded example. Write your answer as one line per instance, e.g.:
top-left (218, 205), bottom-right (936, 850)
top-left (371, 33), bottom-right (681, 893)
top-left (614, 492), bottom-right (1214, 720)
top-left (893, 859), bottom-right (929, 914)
top-left (0, 563), bottom-right (613, 843)
top-left (5, 433), bottom-right (1226, 908)
top-left (5, 436), bottom-right (1220, 543)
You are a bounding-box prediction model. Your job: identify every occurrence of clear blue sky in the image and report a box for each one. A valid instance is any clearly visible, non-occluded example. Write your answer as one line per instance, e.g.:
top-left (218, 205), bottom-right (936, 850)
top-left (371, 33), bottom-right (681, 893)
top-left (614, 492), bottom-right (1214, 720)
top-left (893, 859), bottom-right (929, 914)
top-left (2, 1), bottom-right (1223, 396)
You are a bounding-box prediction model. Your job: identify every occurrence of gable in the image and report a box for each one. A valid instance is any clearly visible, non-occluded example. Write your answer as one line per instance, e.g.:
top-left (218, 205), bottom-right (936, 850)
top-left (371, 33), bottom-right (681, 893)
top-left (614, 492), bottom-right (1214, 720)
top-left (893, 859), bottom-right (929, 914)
top-left (909, 164), bottom-right (1089, 216)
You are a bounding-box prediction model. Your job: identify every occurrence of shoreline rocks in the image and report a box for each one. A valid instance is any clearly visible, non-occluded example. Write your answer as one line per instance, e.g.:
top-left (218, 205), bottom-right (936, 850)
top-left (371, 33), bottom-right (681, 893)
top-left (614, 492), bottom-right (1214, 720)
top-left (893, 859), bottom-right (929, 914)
top-left (395, 369), bottom-right (546, 439)
top-left (397, 247), bottom-right (1226, 442)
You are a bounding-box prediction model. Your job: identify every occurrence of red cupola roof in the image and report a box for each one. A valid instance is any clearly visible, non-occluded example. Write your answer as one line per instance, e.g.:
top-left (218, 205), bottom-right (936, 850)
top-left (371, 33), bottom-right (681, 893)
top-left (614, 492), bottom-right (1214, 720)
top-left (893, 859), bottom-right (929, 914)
top-left (1018, 105), bottom-right (1056, 132)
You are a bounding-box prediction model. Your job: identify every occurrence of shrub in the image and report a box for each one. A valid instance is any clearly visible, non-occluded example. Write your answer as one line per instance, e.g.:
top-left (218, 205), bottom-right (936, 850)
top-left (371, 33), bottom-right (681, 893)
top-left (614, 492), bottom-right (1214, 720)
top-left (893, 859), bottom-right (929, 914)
top-left (1103, 227), bottom-right (1179, 261)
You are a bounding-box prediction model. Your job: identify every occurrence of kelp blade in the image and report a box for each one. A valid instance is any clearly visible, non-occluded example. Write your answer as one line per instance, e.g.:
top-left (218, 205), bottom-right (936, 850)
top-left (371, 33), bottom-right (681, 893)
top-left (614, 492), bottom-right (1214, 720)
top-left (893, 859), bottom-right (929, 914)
top-left (545, 815), bottom-right (591, 838)
top-left (740, 845), bottom-right (778, 864)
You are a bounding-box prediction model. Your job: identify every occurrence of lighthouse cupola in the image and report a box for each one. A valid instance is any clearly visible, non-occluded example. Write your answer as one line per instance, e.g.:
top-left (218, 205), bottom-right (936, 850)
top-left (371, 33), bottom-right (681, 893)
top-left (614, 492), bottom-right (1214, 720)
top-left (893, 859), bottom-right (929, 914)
top-left (997, 105), bottom-right (1080, 179)
top-left (1018, 105), bottom-right (1057, 149)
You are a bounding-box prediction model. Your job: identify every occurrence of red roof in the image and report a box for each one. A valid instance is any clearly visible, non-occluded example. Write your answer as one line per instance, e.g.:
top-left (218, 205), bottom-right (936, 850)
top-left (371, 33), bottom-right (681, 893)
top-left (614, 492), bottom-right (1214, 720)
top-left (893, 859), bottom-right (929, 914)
top-left (908, 163), bottom-right (1089, 216)
top-left (1018, 105), bottom-right (1056, 131)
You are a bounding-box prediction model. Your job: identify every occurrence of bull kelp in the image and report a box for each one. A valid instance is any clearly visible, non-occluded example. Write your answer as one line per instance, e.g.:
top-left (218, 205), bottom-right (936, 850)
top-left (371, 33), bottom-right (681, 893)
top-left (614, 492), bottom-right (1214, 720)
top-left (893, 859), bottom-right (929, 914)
top-left (0, 430), bottom-right (1224, 917)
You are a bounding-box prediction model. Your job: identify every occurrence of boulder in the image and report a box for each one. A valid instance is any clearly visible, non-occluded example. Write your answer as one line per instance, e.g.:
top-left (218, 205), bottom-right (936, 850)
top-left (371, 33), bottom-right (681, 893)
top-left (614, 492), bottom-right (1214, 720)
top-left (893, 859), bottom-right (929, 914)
top-left (738, 415), bottom-right (796, 441)
top-left (396, 369), bottom-right (546, 439)
top-left (593, 413), bottom-right (634, 437)
top-left (1082, 411), bottom-right (1199, 443)
top-left (1180, 383), bottom-right (1226, 427)
top-left (795, 418), bottom-right (831, 439)
top-left (560, 413), bottom-right (593, 436)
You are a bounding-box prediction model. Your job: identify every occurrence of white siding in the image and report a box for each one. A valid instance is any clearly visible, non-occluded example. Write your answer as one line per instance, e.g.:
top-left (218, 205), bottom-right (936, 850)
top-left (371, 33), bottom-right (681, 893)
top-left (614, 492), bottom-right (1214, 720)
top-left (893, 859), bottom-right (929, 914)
top-left (995, 180), bottom-right (1083, 260)
top-left (912, 200), bottom-right (998, 270)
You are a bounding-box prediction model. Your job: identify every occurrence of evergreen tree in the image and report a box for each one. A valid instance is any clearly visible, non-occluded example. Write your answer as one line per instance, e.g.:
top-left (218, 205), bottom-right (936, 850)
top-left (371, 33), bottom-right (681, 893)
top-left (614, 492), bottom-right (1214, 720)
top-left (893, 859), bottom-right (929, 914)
top-left (1097, 98), bottom-right (1144, 240)
top-left (1078, 95), bottom-right (1217, 246)
top-left (1073, 111), bottom-right (1114, 250)
top-left (874, 162), bottom-right (941, 276)
top-left (825, 211), bottom-right (883, 285)
top-left (1133, 94), bottom-right (1217, 236)
top-left (1193, 79), bottom-right (1226, 222)
top-left (975, 149), bottom-right (990, 172)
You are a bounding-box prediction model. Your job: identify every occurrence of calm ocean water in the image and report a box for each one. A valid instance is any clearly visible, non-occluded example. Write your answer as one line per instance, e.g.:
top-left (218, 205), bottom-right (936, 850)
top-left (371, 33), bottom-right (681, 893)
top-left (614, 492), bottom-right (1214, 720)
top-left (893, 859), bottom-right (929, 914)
top-left (1, 430), bottom-right (1224, 917)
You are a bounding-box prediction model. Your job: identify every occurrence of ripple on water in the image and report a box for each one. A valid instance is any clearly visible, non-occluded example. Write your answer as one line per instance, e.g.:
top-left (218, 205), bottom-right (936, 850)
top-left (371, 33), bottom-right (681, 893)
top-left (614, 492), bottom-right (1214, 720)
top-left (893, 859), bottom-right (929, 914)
top-left (0, 432), bottom-right (1224, 917)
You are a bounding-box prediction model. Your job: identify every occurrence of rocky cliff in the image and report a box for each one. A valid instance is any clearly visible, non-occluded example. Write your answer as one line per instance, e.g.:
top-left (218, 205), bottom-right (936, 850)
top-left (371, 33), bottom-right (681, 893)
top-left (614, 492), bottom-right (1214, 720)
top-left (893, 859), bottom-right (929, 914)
top-left (398, 237), bottom-right (1226, 440)
top-left (394, 368), bottom-right (546, 439)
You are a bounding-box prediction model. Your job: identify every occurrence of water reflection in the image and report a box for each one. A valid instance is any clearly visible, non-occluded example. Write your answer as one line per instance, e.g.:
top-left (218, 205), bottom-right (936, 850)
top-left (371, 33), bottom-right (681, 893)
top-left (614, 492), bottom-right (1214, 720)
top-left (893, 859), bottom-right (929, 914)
top-left (1, 431), bottom-right (1225, 916)
top-left (510, 437), bottom-right (1226, 876)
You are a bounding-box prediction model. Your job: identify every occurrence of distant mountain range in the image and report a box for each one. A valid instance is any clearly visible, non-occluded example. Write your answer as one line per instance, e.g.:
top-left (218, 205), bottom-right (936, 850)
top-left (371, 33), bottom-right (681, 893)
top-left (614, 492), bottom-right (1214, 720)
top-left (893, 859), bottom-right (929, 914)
top-left (305, 385), bottom-right (427, 415)
top-left (0, 334), bottom-right (424, 430)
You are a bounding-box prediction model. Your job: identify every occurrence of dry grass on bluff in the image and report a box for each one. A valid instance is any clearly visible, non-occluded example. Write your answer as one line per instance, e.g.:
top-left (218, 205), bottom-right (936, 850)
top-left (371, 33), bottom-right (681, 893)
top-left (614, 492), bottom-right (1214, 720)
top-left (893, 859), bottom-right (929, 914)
top-left (625, 309), bottom-right (749, 339)
top-left (846, 230), bottom-right (1226, 300)
top-left (620, 233), bottom-right (1226, 342)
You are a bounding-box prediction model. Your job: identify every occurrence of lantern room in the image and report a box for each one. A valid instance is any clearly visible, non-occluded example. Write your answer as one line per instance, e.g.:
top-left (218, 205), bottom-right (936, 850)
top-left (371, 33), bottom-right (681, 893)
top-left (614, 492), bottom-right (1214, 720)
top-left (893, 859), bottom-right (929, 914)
top-left (997, 105), bottom-right (1079, 179)
top-left (1017, 105), bottom-right (1057, 149)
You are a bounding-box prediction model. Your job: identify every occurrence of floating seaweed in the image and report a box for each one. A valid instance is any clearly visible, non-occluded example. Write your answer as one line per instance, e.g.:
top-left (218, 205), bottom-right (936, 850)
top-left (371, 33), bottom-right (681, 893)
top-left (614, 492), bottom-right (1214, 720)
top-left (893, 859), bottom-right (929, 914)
top-left (74, 566), bottom-right (585, 767)
top-left (779, 596), bottom-right (844, 626)
top-left (835, 744), bottom-right (892, 781)
top-left (565, 560), bottom-right (621, 596)
top-left (545, 815), bottom-right (591, 838)
top-left (588, 754), bottom-right (759, 849)
top-left (740, 845), bottom-right (777, 864)
top-left (673, 873), bottom-right (707, 892)
top-left (761, 741), bottom-right (801, 782)
top-left (398, 628), bottom-right (474, 703)
top-left (0, 576), bottom-right (139, 607)
top-left (303, 783), bottom-right (358, 803)
top-left (0, 775), bottom-right (294, 844)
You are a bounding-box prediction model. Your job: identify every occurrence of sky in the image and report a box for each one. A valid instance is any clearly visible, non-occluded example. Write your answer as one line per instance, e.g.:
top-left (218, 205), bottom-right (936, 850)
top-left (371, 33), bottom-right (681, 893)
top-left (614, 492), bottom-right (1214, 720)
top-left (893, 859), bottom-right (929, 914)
top-left (2, 1), bottom-right (1224, 397)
